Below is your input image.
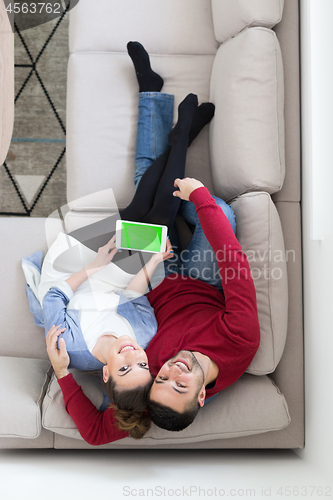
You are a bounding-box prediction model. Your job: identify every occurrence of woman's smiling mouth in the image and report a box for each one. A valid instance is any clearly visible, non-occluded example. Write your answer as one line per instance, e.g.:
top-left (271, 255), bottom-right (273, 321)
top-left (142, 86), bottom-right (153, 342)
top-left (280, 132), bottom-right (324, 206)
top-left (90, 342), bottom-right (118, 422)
top-left (118, 344), bottom-right (136, 354)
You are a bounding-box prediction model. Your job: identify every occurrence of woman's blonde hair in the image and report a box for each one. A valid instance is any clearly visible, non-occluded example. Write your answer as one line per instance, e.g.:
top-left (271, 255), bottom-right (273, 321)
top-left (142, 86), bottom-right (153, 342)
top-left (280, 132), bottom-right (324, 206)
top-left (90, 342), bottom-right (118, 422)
top-left (103, 375), bottom-right (153, 439)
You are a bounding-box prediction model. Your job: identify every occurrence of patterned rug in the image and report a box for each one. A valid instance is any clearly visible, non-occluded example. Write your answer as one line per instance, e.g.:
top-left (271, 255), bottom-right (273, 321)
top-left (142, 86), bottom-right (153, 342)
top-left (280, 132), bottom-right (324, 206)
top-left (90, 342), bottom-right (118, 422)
top-left (0, 4), bottom-right (70, 217)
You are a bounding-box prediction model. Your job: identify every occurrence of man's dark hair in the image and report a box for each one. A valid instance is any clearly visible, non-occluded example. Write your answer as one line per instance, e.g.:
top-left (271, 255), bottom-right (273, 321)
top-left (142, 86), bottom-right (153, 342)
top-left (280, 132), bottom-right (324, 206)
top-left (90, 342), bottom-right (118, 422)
top-left (146, 397), bottom-right (200, 432)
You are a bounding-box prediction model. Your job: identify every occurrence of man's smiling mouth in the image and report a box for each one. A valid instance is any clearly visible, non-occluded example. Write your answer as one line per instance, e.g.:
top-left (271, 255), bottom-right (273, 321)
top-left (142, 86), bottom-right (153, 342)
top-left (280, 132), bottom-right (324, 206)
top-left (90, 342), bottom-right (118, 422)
top-left (173, 359), bottom-right (190, 371)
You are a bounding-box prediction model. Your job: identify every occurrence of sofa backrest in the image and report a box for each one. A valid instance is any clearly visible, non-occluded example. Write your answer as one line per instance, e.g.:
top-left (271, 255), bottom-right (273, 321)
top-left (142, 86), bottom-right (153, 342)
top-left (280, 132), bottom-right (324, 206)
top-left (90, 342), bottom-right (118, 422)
top-left (66, 0), bottom-right (286, 210)
top-left (212, 0), bottom-right (285, 43)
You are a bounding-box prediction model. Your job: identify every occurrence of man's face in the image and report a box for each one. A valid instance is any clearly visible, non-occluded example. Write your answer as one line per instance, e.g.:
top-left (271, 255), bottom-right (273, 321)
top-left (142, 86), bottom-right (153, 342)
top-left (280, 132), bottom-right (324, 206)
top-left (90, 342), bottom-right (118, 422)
top-left (149, 350), bottom-right (206, 413)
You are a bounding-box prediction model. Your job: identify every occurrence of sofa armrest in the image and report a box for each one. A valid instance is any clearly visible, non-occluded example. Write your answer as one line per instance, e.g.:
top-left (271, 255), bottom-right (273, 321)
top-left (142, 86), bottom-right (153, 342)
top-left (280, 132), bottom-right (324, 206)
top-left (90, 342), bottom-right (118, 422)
top-left (0, 356), bottom-right (51, 439)
top-left (212, 0), bottom-right (285, 43)
top-left (210, 28), bottom-right (285, 201)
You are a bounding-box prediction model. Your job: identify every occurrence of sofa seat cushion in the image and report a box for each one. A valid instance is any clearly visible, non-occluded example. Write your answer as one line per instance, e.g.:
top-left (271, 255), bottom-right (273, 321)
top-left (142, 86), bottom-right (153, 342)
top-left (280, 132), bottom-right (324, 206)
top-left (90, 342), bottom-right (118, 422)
top-left (62, 191), bottom-right (287, 375)
top-left (64, 209), bottom-right (117, 233)
top-left (69, 0), bottom-right (218, 55)
top-left (42, 370), bottom-right (290, 445)
top-left (66, 52), bottom-right (216, 209)
top-left (231, 192), bottom-right (288, 374)
top-left (212, 0), bottom-right (285, 43)
top-left (0, 357), bottom-right (51, 439)
top-left (210, 28), bottom-right (285, 202)
top-left (0, 218), bottom-right (50, 360)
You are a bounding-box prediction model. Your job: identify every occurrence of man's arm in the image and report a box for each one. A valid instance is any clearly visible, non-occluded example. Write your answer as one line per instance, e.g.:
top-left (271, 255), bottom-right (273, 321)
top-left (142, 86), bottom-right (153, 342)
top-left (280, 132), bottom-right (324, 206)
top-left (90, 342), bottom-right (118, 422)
top-left (46, 326), bottom-right (128, 445)
top-left (174, 178), bottom-right (260, 345)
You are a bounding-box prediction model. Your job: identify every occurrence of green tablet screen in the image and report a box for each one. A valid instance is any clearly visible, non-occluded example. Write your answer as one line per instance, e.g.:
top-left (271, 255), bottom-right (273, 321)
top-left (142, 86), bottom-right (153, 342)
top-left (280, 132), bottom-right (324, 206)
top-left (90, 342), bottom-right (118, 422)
top-left (120, 222), bottom-right (163, 252)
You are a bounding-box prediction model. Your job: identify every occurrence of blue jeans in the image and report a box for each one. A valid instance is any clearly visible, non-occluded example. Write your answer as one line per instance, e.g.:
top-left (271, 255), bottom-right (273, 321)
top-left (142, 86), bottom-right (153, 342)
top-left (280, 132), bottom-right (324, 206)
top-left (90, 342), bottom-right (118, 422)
top-left (134, 92), bottom-right (175, 188)
top-left (134, 92), bottom-right (236, 292)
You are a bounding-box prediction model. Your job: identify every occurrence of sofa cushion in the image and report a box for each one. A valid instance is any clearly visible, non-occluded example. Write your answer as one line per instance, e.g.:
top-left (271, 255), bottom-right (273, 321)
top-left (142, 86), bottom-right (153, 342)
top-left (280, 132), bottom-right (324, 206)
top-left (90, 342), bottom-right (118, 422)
top-left (66, 52), bottom-right (216, 209)
top-left (0, 357), bottom-right (51, 438)
top-left (69, 0), bottom-right (218, 55)
top-left (210, 27), bottom-right (285, 202)
top-left (212, 0), bottom-right (285, 43)
top-left (0, 218), bottom-right (50, 359)
top-left (42, 370), bottom-right (290, 445)
top-left (67, 189), bottom-right (119, 213)
top-left (64, 210), bottom-right (117, 233)
top-left (231, 192), bottom-right (288, 374)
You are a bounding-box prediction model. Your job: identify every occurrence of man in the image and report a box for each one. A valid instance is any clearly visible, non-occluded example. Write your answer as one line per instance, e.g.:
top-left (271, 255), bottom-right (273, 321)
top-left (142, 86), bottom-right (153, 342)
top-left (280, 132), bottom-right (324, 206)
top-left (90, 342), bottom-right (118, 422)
top-left (46, 176), bottom-right (260, 443)
top-left (145, 177), bottom-right (260, 431)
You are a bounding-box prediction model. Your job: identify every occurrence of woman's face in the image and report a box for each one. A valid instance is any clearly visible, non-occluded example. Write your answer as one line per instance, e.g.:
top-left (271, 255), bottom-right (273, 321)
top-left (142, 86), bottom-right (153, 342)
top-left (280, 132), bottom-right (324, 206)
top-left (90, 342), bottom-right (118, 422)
top-left (103, 335), bottom-right (151, 389)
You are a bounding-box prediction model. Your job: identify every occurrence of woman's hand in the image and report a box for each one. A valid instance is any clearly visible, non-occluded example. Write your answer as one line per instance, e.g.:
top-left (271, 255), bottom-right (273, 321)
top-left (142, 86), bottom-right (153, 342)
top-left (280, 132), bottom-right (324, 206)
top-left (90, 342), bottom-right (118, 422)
top-left (126, 238), bottom-right (173, 295)
top-left (89, 235), bottom-right (118, 271)
top-left (173, 177), bottom-right (204, 201)
top-left (66, 235), bottom-right (119, 293)
top-left (46, 325), bottom-right (70, 379)
top-left (151, 237), bottom-right (174, 264)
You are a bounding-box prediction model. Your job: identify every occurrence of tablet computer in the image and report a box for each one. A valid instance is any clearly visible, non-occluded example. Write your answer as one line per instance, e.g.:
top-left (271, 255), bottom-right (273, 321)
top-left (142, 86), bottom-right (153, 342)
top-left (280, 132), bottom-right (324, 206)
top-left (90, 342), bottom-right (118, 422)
top-left (115, 220), bottom-right (167, 253)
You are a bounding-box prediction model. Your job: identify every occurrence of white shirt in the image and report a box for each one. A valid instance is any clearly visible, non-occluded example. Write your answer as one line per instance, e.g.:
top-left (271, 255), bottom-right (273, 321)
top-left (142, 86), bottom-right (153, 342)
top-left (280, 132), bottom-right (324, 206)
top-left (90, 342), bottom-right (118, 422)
top-left (37, 232), bottom-right (140, 352)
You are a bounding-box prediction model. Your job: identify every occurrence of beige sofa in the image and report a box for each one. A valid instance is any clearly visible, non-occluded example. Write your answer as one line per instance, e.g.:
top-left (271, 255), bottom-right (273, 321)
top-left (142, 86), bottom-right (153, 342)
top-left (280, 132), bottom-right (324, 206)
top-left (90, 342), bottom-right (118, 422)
top-left (0, 0), bottom-right (304, 449)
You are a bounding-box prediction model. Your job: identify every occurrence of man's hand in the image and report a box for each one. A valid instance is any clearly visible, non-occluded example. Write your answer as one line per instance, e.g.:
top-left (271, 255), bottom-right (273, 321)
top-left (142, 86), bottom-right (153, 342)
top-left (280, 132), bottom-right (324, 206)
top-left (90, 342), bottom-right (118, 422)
top-left (173, 177), bottom-right (204, 201)
top-left (46, 325), bottom-right (70, 379)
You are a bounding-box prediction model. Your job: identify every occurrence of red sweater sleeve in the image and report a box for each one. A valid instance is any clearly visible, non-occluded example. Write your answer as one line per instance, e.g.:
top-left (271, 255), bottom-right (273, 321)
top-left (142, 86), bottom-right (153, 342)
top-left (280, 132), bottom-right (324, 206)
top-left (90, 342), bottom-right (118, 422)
top-left (57, 373), bottom-right (128, 445)
top-left (189, 187), bottom-right (260, 347)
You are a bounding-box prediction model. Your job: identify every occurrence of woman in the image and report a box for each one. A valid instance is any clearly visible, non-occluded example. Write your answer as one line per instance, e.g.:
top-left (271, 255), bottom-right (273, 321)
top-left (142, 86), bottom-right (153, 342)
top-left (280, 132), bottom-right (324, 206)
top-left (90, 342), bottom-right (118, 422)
top-left (24, 42), bottom-right (215, 438)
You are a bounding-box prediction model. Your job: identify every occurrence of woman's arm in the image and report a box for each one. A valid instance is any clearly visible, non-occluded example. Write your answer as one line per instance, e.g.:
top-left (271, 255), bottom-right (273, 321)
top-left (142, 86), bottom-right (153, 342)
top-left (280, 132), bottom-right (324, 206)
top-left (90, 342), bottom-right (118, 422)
top-left (66, 236), bottom-right (118, 293)
top-left (42, 287), bottom-right (71, 335)
top-left (126, 238), bottom-right (173, 295)
top-left (58, 374), bottom-right (128, 445)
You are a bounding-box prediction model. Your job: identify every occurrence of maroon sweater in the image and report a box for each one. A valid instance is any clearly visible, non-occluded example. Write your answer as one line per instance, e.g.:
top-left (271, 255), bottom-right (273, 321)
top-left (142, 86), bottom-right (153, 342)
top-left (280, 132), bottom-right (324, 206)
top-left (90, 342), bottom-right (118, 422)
top-left (58, 187), bottom-right (260, 444)
top-left (146, 187), bottom-right (260, 396)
